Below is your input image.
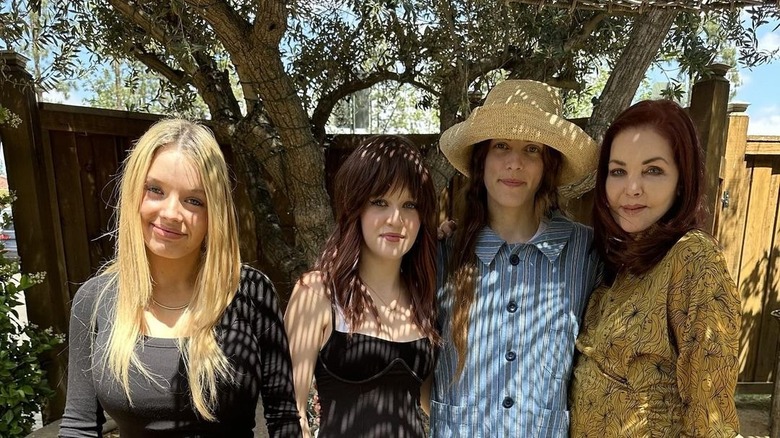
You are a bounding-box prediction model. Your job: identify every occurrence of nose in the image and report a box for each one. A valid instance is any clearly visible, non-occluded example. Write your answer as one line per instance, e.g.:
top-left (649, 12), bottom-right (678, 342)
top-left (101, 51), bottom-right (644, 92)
top-left (626, 175), bottom-right (642, 197)
top-left (386, 206), bottom-right (403, 225)
top-left (505, 149), bottom-right (525, 170)
top-left (159, 196), bottom-right (184, 221)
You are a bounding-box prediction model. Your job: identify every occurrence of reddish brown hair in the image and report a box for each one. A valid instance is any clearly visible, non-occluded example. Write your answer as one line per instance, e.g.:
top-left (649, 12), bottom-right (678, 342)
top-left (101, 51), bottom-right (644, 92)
top-left (448, 140), bottom-right (563, 377)
top-left (593, 99), bottom-right (706, 282)
top-left (314, 135), bottom-right (439, 343)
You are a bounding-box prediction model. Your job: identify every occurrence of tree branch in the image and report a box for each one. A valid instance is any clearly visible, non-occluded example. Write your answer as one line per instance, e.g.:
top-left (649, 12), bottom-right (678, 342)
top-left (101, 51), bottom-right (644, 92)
top-left (310, 71), bottom-right (436, 141)
top-left (106, 0), bottom-right (169, 51)
top-left (561, 7), bottom-right (678, 197)
top-left (182, 0), bottom-right (252, 54)
top-left (564, 12), bottom-right (607, 53)
top-left (587, 8), bottom-right (679, 144)
top-left (250, 0), bottom-right (287, 46)
top-left (125, 43), bottom-right (190, 87)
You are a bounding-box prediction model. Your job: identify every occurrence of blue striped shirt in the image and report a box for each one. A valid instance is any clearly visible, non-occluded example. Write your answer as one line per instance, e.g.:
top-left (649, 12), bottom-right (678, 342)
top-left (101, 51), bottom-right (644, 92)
top-left (430, 213), bottom-right (601, 438)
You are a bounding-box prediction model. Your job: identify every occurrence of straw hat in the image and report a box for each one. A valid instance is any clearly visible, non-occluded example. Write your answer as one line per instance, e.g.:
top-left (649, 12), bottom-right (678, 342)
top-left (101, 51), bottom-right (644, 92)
top-left (440, 79), bottom-right (598, 190)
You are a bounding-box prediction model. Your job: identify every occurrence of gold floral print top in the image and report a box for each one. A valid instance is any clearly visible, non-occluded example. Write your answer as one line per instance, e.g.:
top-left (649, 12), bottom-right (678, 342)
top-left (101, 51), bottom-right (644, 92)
top-left (570, 230), bottom-right (741, 437)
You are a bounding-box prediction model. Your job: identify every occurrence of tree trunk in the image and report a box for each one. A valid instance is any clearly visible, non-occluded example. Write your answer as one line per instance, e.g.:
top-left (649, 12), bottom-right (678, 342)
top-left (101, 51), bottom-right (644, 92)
top-left (586, 8), bottom-right (679, 144)
top-left (557, 8), bottom-right (679, 197)
top-left (425, 64), bottom-right (469, 201)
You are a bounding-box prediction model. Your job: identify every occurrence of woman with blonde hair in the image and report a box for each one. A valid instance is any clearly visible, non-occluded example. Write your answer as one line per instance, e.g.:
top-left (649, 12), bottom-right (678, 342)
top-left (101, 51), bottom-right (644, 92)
top-left (59, 119), bottom-right (300, 437)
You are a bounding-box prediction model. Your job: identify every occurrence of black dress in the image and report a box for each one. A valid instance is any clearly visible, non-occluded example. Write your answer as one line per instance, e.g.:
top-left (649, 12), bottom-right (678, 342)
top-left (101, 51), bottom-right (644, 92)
top-left (314, 306), bottom-right (435, 437)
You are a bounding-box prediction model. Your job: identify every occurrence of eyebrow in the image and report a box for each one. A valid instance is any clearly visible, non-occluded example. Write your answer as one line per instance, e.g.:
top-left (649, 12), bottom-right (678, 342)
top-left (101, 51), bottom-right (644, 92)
top-left (609, 157), bottom-right (671, 166)
top-left (145, 177), bottom-right (206, 195)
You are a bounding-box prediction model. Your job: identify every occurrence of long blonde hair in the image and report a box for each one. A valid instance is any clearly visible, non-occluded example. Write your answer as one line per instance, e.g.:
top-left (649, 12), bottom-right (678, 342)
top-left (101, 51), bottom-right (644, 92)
top-left (97, 118), bottom-right (241, 420)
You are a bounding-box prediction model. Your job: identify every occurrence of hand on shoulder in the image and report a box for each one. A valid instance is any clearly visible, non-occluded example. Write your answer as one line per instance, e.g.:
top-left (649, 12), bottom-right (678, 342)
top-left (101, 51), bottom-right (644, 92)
top-left (437, 220), bottom-right (457, 240)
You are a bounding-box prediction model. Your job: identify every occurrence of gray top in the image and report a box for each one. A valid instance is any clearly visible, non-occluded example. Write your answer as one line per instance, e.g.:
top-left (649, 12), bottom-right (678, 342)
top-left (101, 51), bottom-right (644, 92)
top-left (59, 266), bottom-right (301, 438)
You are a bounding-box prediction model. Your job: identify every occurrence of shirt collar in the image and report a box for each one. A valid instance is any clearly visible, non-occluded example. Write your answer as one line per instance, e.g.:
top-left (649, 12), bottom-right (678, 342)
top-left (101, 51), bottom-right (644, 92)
top-left (474, 213), bottom-right (574, 265)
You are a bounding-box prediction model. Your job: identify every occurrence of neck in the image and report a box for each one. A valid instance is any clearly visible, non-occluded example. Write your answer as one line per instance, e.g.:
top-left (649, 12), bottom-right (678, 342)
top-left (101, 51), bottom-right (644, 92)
top-left (147, 251), bottom-right (200, 301)
top-left (357, 251), bottom-right (404, 300)
top-left (488, 202), bottom-right (540, 244)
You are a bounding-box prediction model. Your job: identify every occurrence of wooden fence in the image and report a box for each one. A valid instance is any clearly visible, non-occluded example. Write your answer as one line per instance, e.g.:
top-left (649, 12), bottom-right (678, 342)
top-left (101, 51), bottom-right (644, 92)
top-left (717, 112), bottom-right (780, 388)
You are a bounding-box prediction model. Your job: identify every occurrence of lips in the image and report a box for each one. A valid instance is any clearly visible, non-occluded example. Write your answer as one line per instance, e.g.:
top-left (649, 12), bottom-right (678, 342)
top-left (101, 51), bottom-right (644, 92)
top-left (620, 204), bottom-right (647, 215)
top-left (152, 223), bottom-right (185, 239)
top-left (500, 178), bottom-right (525, 187)
top-left (381, 233), bottom-right (405, 243)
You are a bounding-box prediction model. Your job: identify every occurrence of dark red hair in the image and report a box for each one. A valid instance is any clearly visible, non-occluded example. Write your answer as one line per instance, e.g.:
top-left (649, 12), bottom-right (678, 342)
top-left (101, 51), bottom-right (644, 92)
top-left (314, 135), bottom-right (439, 343)
top-left (593, 99), bottom-right (706, 282)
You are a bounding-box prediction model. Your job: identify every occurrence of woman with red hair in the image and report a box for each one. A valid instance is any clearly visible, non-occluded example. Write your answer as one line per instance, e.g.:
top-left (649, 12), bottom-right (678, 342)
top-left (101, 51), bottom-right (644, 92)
top-left (284, 135), bottom-right (439, 437)
top-left (570, 99), bottom-right (741, 437)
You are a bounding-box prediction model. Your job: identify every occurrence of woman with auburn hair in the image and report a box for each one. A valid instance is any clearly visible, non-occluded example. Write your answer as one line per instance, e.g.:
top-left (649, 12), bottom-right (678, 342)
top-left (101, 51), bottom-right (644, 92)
top-left (284, 135), bottom-right (439, 437)
top-left (59, 119), bottom-right (300, 437)
top-left (432, 79), bottom-right (601, 437)
top-left (570, 99), bottom-right (741, 436)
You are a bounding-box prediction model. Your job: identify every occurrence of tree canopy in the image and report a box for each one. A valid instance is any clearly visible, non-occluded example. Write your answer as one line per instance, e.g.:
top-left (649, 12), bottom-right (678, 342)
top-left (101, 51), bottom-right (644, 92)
top-left (1, 0), bottom-right (778, 292)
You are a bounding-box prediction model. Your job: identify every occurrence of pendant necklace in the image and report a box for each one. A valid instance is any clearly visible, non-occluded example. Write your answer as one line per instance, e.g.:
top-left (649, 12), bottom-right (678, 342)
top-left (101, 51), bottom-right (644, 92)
top-left (364, 283), bottom-right (403, 314)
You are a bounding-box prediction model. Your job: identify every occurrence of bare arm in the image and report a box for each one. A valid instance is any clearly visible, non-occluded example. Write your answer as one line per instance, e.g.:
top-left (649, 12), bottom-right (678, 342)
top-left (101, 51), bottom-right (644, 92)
top-left (283, 272), bottom-right (332, 438)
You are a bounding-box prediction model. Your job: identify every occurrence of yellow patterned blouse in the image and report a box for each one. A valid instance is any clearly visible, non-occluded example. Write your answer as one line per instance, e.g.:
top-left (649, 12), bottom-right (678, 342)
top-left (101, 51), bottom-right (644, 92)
top-left (570, 230), bottom-right (741, 437)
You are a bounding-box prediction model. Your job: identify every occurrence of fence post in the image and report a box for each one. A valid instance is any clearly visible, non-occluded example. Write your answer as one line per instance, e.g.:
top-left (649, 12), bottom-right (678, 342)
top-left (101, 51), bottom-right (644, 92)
top-left (688, 63), bottom-right (731, 234)
top-left (0, 51), bottom-right (70, 422)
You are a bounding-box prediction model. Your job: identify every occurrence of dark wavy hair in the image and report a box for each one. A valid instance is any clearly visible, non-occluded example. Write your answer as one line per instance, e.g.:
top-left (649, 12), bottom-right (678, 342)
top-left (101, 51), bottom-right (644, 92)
top-left (448, 140), bottom-right (563, 377)
top-left (593, 99), bottom-right (706, 283)
top-left (313, 135), bottom-right (439, 343)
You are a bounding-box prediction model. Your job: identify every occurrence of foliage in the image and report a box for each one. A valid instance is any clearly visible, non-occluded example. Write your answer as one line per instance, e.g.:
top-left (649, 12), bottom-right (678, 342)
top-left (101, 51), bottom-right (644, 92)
top-left (1, 0), bottom-right (779, 289)
top-left (0, 105), bottom-right (22, 128)
top-left (0, 192), bottom-right (63, 438)
top-left (0, 0), bottom-right (82, 98)
top-left (328, 82), bottom-right (438, 134)
top-left (82, 58), bottom-right (210, 117)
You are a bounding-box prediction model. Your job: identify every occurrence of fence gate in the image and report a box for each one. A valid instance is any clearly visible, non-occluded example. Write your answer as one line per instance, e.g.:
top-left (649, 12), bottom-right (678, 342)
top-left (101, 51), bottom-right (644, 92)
top-left (717, 112), bottom-right (780, 388)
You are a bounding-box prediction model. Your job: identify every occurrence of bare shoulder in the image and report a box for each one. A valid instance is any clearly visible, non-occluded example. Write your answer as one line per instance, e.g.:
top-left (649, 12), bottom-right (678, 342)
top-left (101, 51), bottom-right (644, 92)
top-left (294, 270), bottom-right (329, 298)
top-left (287, 270), bottom-right (331, 317)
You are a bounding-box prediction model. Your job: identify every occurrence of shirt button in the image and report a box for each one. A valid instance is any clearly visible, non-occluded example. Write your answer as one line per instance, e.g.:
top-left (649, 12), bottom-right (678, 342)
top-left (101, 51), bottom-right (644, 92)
top-left (505, 351), bottom-right (516, 361)
top-left (502, 396), bottom-right (514, 408)
top-left (506, 301), bottom-right (518, 313)
top-left (509, 254), bottom-right (520, 265)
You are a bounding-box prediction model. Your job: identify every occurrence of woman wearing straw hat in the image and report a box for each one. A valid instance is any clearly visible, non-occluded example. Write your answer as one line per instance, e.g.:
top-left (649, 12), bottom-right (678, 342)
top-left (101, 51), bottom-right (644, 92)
top-left (430, 79), bottom-right (601, 437)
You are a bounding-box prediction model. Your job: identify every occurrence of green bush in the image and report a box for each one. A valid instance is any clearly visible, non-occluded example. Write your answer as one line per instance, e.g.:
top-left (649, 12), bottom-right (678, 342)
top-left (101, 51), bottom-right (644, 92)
top-left (0, 193), bottom-right (63, 437)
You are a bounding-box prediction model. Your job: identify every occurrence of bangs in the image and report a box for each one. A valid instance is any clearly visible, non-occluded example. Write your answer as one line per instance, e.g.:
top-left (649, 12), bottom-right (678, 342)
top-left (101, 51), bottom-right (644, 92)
top-left (365, 155), bottom-right (429, 203)
top-left (333, 135), bottom-right (435, 224)
top-left (349, 136), bottom-right (430, 203)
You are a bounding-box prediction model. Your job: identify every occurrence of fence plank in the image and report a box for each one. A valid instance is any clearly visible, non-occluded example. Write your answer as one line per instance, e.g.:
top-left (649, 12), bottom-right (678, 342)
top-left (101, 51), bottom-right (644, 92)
top-left (49, 131), bottom-right (93, 299)
top-left (737, 157), bottom-right (775, 381)
top-left (39, 104), bottom-right (160, 137)
top-left (0, 52), bottom-right (71, 419)
top-left (91, 137), bottom-right (123, 261)
top-left (717, 114), bottom-right (751, 283)
top-left (76, 134), bottom-right (107, 274)
top-left (746, 140), bottom-right (780, 156)
top-left (752, 160), bottom-right (780, 380)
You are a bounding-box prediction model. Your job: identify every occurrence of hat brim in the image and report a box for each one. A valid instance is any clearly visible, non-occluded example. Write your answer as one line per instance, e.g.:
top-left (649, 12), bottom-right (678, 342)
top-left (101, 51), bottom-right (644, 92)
top-left (440, 105), bottom-right (598, 187)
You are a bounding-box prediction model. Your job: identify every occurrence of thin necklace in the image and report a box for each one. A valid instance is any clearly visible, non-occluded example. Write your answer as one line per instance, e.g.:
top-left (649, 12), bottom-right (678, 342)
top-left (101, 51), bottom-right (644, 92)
top-left (363, 282), bottom-right (403, 313)
top-left (151, 296), bottom-right (190, 311)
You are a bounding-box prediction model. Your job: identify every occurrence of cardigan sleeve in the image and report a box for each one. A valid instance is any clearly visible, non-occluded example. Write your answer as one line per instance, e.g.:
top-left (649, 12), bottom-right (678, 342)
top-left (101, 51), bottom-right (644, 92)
top-left (59, 278), bottom-right (107, 438)
top-left (667, 233), bottom-right (741, 438)
top-left (243, 268), bottom-right (302, 438)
